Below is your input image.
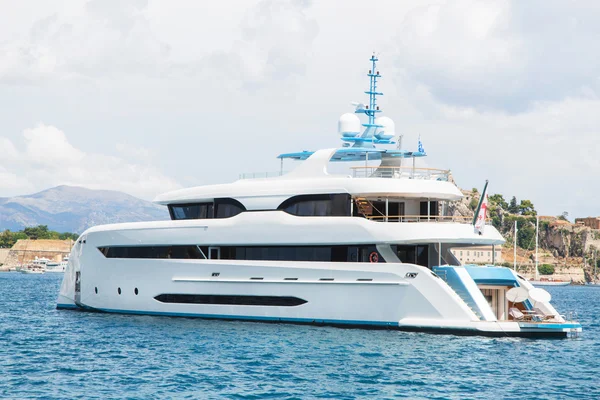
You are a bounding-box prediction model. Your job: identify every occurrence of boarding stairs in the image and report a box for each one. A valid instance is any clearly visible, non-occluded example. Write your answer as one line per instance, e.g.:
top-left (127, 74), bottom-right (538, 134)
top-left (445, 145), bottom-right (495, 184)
top-left (433, 267), bottom-right (496, 321)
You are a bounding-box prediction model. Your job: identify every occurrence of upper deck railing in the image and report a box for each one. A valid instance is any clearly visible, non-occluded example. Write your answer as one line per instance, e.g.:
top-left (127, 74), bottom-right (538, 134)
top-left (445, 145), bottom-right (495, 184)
top-left (239, 171), bottom-right (288, 180)
top-left (350, 166), bottom-right (450, 181)
top-left (365, 215), bottom-right (491, 224)
top-left (238, 166), bottom-right (450, 181)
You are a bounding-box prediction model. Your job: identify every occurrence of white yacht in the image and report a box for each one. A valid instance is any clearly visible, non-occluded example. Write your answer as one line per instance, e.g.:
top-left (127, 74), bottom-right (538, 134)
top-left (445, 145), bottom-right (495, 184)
top-left (57, 56), bottom-right (581, 338)
top-left (46, 257), bottom-right (68, 273)
top-left (20, 257), bottom-right (49, 274)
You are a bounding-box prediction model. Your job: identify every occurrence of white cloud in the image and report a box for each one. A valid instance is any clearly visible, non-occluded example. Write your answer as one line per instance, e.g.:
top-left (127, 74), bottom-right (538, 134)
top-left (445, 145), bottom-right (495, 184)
top-left (0, 0), bottom-right (598, 219)
top-left (193, 0), bottom-right (319, 91)
top-left (0, 0), bottom-right (169, 83)
top-left (0, 124), bottom-right (181, 199)
top-left (394, 0), bottom-right (600, 112)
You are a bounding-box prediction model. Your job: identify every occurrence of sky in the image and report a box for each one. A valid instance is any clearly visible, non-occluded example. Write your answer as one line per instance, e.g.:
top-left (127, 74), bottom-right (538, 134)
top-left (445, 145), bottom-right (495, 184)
top-left (0, 0), bottom-right (599, 218)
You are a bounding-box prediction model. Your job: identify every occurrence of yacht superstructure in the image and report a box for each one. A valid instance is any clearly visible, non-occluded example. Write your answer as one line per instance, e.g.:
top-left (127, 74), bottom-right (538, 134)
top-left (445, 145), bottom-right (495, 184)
top-left (56, 56), bottom-right (581, 337)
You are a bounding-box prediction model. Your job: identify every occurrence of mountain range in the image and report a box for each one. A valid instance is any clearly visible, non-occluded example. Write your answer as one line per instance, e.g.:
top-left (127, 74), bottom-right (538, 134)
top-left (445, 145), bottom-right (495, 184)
top-left (0, 186), bottom-right (169, 233)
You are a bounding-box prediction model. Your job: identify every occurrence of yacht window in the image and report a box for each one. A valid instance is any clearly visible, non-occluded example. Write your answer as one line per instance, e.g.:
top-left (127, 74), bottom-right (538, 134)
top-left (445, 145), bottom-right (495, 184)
top-left (221, 245), bottom-right (381, 262)
top-left (169, 198), bottom-right (246, 220)
top-left (98, 244), bottom-right (384, 262)
top-left (278, 194), bottom-right (351, 217)
top-left (170, 203), bottom-right (212, 220)
top-left (98, 245), bottom-right (205, 259)
top-left (393, 245), bottom-right (429, 267)
top-left (419, 201), bottom-right (439, 219)
top-left (214, 198), bottom-right (246, 218)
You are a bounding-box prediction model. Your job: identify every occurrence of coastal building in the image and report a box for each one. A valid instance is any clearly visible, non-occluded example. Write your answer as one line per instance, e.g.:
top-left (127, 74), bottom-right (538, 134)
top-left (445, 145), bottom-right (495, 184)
top-left (450, 245), bottom-right (502, 265)
top-left (575, 217), bottom-right (600, 230)
top-left (2, 239), bottom-right (72, 270)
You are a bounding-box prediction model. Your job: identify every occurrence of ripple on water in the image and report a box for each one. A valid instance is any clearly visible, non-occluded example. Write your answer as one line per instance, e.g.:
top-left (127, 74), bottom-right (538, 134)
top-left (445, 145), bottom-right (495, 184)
top-left (1, 273), bottom-right (599, 399)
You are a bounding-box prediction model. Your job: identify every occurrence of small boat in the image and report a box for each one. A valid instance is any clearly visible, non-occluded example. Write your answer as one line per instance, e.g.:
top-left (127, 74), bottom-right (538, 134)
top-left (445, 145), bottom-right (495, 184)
top-left (22, 268), bottom-right (45, 274)
top-left (46, 257), bottom-right (68, 273)
top-left (20, 257), bottom-right (50, 274)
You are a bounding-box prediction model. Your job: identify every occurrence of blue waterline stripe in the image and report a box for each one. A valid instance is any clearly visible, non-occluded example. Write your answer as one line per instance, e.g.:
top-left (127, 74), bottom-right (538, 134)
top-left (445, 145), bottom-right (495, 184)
top-left (56, 303), bottom-right (79, 310)
top-left (57, 304), bottom-right (582, 332)
top-left (520, 323), bottom-right (582, 330)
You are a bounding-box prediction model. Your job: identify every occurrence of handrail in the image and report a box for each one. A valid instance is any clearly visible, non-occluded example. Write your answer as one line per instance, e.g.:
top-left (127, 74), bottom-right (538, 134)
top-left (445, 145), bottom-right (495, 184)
top-left (365, 215), bottom-right (492, 224)
top-left (239, 171), bottom-right (288, 179)
top-left (350, 166), bottom-right (450, 181)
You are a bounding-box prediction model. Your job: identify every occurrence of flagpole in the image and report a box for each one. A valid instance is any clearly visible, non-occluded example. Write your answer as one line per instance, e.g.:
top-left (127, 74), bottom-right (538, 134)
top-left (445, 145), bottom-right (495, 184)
top-left (472, 180), bottom-right (489, 226)
top-left (535, 215), bottom-right (539, 281)
top-left (514, 220), bottom-right (518, 271)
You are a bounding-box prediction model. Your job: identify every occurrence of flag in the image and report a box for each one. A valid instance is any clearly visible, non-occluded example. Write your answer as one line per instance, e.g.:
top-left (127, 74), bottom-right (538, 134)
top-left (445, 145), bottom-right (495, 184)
top-left (473, 180), bottom-right (489, 235)
top-left (418, 136), bottom-right (425, 153)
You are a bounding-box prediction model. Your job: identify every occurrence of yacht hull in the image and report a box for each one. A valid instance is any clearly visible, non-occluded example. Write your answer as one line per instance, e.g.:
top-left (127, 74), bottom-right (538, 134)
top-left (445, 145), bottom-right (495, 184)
top-left (57, 236), bottom-right (581, 338)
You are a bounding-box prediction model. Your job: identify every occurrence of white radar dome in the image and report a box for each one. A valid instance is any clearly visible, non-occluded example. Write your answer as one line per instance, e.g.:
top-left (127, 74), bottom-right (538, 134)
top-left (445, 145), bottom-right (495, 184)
top-left (338, 113), bottom-right (361, 137)
top-left (374, 116), bottom-right (395, 140)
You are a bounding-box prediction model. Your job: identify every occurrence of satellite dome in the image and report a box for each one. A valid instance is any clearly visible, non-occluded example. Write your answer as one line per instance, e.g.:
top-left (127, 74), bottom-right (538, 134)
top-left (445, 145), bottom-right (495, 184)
top-left (338, 113), bottom-right (361, 137)
top-left (374, 116), bottom-right (395, 140)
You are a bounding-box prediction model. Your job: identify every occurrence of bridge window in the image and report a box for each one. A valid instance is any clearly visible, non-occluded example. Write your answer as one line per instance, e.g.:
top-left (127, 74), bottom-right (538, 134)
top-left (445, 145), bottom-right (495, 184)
top-left (169, 198), bottom-right (245, 220)
top-left (278, 194), bottom-right (350, 217)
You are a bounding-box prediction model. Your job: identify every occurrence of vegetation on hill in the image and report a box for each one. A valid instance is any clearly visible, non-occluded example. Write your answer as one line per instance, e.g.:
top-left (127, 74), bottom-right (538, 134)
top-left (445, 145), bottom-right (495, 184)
top-left (538, 264), bottom-right (555, 275)
top-left (486, 194), bottom-right (538, 250)
top-left (0, 225), bottom-right (78, 248)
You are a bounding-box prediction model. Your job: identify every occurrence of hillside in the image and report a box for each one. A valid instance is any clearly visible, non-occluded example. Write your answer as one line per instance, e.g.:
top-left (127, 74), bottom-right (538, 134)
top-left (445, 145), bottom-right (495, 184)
top-left (0, 186), bottom-right (169, 234)
top-left (450, 188), bottom-right (600, 281)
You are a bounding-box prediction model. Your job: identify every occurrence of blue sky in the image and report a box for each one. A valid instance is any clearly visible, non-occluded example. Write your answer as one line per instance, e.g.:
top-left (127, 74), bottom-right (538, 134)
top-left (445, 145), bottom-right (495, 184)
top-left (1, 0), bottom-right (599, 218)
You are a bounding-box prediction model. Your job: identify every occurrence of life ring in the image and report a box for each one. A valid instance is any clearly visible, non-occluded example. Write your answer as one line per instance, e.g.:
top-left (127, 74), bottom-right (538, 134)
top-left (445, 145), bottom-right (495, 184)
top-left (369, 252), bottom-right (379, 263)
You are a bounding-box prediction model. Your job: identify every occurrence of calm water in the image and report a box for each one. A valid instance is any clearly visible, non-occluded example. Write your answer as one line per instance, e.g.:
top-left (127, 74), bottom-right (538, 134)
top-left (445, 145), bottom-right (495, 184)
top-left (1, 273), bottom-right (599, 399)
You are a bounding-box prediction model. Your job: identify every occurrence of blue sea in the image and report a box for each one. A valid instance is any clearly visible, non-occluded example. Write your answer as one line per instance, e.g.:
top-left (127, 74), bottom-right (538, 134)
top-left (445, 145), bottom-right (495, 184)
top-left (1, 273), bottom-right (599, 399)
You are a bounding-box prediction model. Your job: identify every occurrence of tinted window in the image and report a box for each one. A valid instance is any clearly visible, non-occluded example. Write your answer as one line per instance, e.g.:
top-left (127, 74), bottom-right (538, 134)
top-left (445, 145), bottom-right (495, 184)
top-left (278, 194), bottom-right (350, 217)
top-left (169, 198), bottom-right (246, 220)
top-left (170, 203), bottom-right (212, 220)
top-left (215, 199), bottom-right (246, 218)
top-left (220, 245), bottom-right (381, 262)
top-left (98, 246), bottom-right (205, 259)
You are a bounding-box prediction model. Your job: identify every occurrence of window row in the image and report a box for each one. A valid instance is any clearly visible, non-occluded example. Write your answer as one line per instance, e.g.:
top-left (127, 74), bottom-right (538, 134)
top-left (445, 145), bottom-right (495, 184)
top-left (168, 194), bottom-right (352, 220)
top-left (169, 198), bottom-right (246, 220)
top-left (97, 244), bottom-right (385, 263)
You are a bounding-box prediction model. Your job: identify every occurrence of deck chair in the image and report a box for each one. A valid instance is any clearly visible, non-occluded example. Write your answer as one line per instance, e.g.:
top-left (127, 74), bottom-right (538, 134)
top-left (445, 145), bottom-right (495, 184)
top-left (533, 307), bottom-right (556, 321)
top-left (509, 307), bottom-right (525, 321)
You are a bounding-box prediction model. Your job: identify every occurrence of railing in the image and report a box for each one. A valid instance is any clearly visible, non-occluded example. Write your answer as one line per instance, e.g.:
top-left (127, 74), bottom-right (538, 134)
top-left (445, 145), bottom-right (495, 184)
top-left (239, 166), bottom-right (450, 180)
top-left (350, 166), bottom-right (450, 181)
top-left (238, 171), bottom-right (288, 180)
top-left (365, 215), bottom-right (490, 224)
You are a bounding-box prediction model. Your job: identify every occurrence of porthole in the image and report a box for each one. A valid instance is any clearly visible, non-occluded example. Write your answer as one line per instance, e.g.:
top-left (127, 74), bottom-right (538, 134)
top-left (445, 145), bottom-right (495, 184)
top-left (134, 288), bottom-right (139, 295)
top-left (95, 287), bottom-right (98, 294)
top-left (118, 287), bottom-right (121, 295)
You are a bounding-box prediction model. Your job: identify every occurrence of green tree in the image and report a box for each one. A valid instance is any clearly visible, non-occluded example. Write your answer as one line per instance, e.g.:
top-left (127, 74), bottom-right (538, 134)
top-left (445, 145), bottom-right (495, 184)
top-left (538, 264), bottom-right (555, 275)
top-left (58, 232), bottom-right (79, 240)
top-left (0, 230), bottom-right (27, 248)
top-left (517, 222), bottom-right (535, 250)
top-left (558, 211), bottom-right (569, 222)
top-left (518, 199), bottom-right (537, 216)
top-left (489, 194), bottom-right (508, 210)
top-left (23, 225), bottom-right (50, 240)
top-left (508, 196), bottom-right (519, 214)
top-left (469, 197), bottom-right (479, 210)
